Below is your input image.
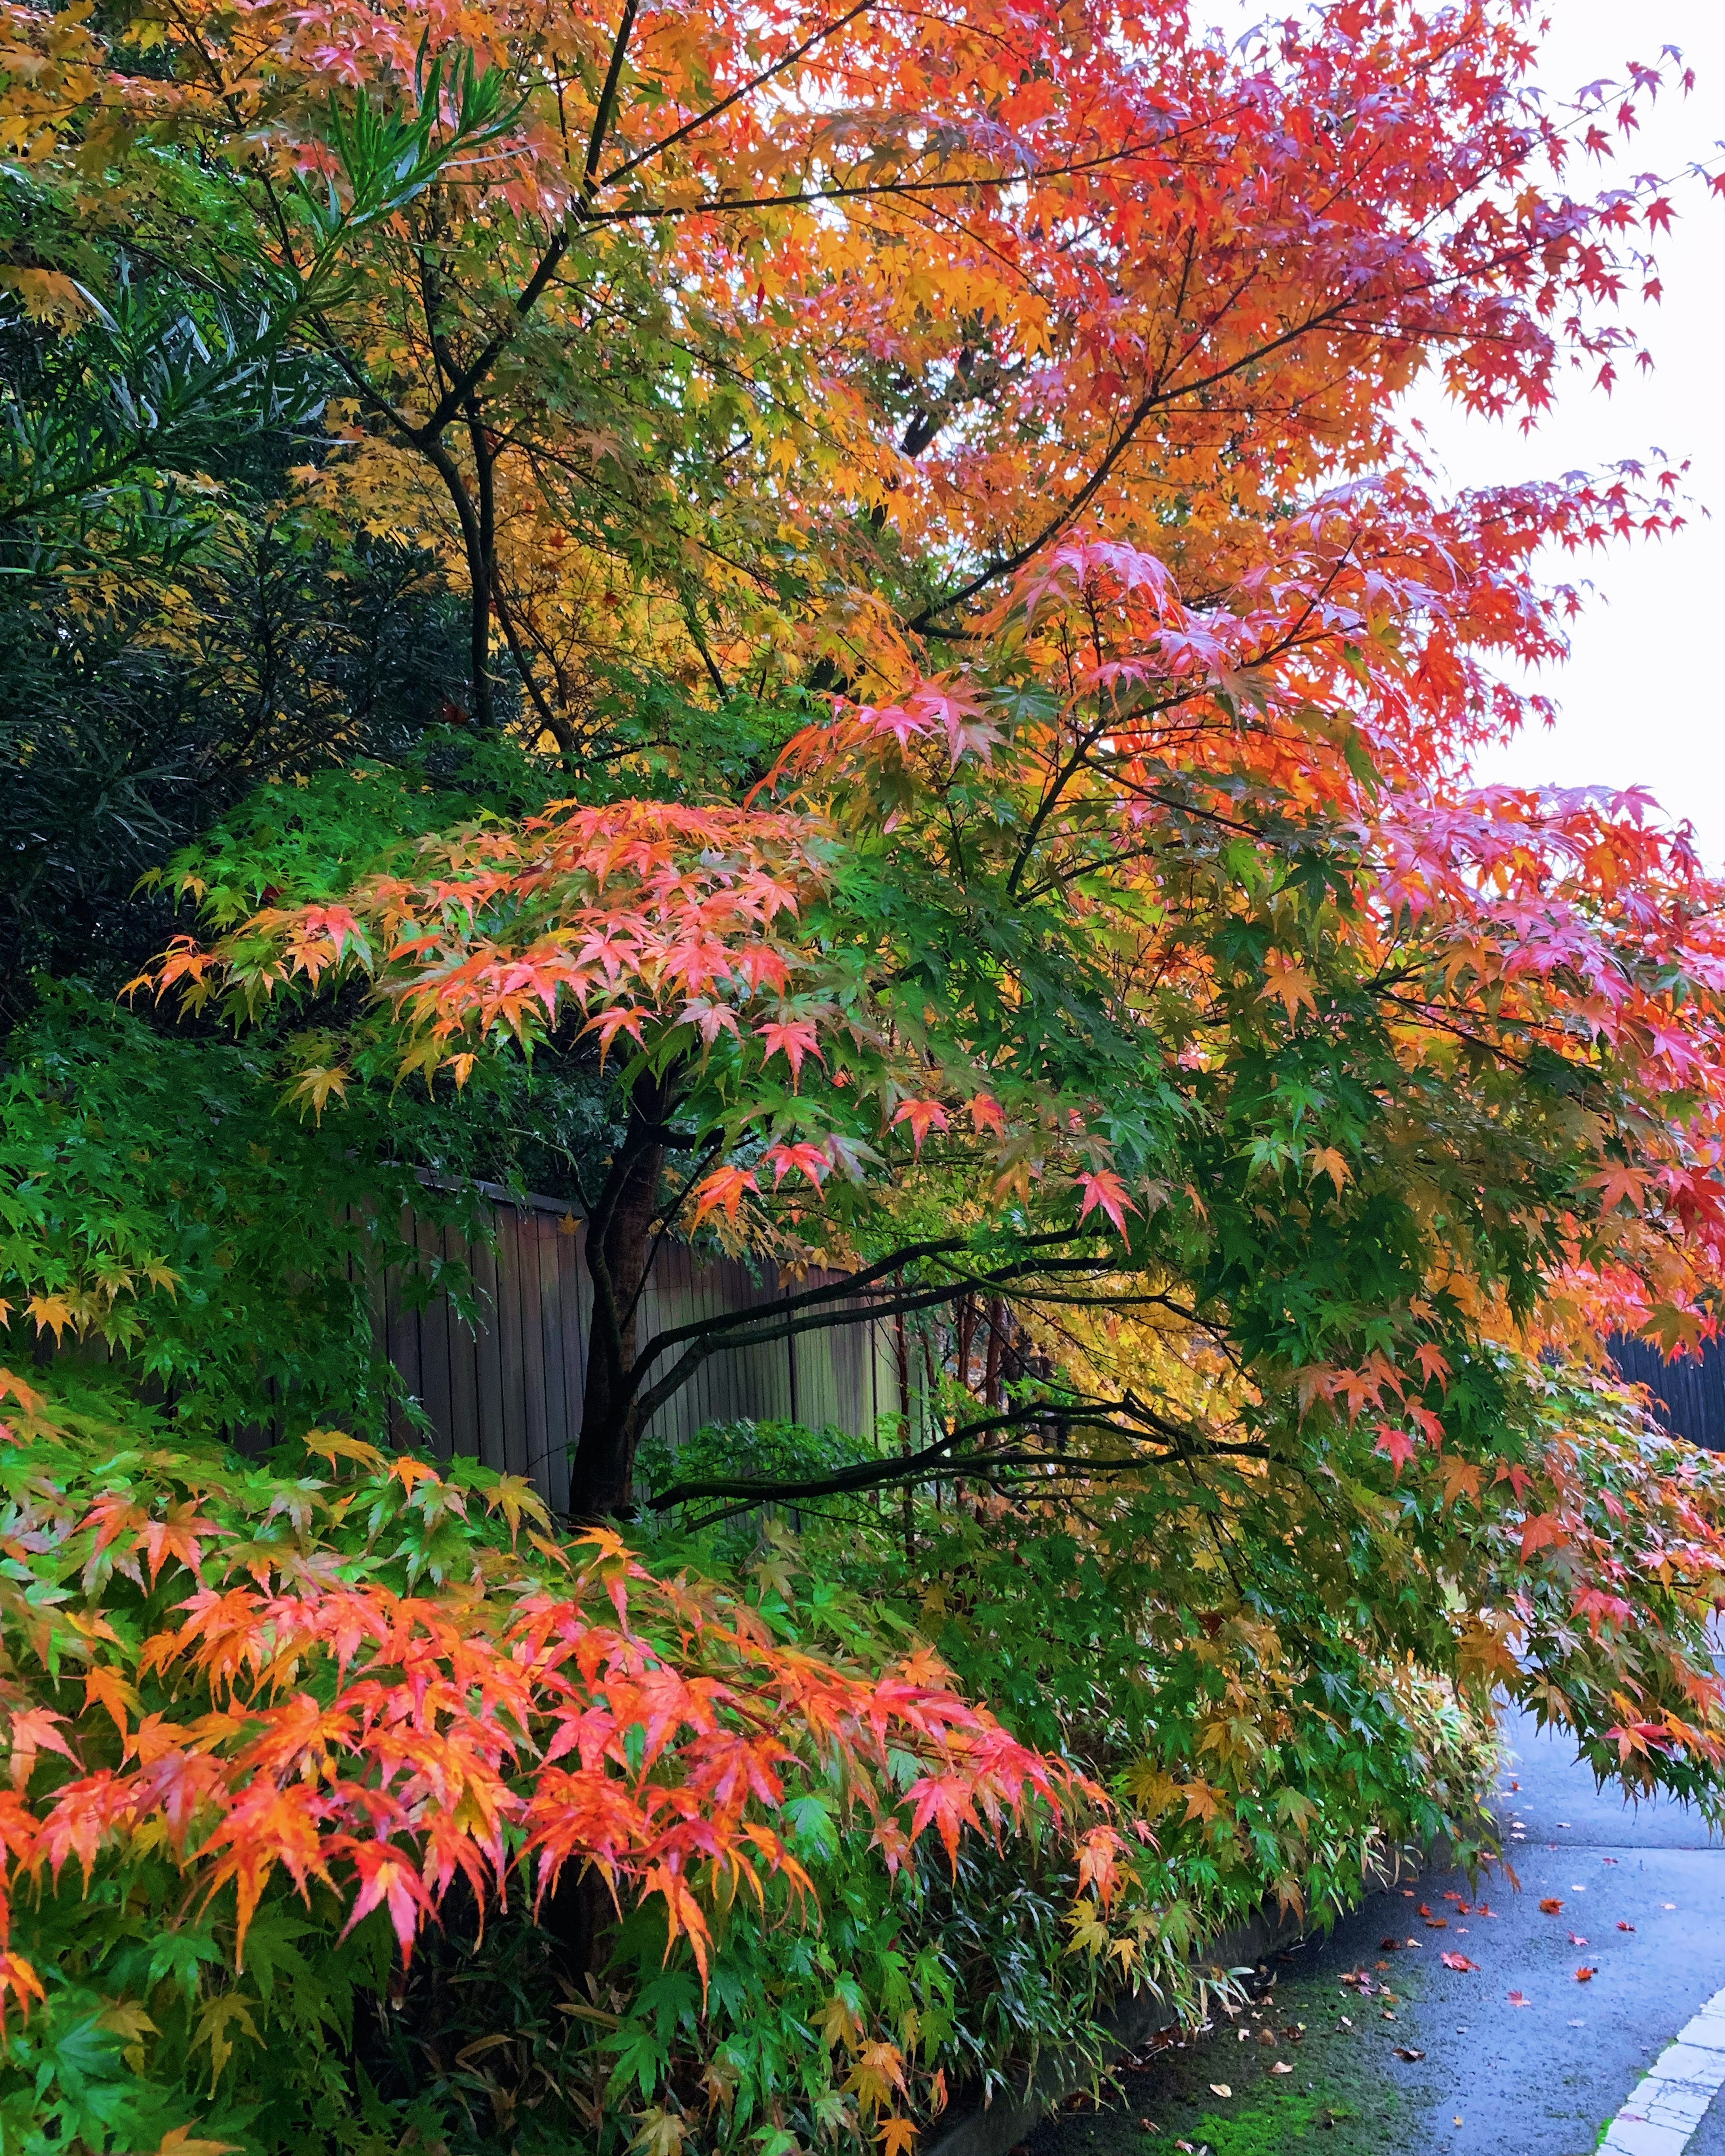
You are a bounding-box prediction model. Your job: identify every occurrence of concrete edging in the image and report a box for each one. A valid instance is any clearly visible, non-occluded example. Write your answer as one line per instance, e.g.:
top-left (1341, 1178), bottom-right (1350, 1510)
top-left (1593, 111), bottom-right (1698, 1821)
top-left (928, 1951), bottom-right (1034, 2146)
top-left (923, 1839), bottom-right (1446, 2156)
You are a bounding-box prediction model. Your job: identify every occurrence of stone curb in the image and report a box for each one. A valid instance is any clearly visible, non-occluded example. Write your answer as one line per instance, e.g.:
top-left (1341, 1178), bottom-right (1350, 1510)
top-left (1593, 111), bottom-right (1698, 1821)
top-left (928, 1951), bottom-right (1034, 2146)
top-left (923, 1838), bottom-right (1450, 2156)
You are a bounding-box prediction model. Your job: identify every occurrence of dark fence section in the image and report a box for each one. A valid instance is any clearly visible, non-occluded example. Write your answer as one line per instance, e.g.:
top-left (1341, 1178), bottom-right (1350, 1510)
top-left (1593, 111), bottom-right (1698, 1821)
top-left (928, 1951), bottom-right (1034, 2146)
top-left (1608, 1334), bottom-right (1725, 1452)
top-left (377, 1184), bottom-right (898, 1508)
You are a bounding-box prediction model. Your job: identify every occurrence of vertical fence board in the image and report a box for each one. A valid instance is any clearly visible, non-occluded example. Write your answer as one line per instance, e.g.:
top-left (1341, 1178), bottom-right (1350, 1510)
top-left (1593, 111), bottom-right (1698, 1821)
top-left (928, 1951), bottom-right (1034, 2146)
top-left (550, 1218), bottom-right (586, 1512)
top-left (415, 1213), bottom-right (455, 1461)
top-left (470, 1235), bottom-right (506, 1471)
top-left (361, 1185), bottom-right (899, 1505)
top-left (1611, 1334), bottom-right (1725, 1450)
top-left (530, 1212), bottom-right (569, 1501)
top-left (495, 1211), bottom-right (529, 1479)
top-left (384, 1206), bottom-right (423, 1450)
top-left (516, 1215), bottom-right (549, 1492)
top-left (445, 1220), bottom-right (481, 1462)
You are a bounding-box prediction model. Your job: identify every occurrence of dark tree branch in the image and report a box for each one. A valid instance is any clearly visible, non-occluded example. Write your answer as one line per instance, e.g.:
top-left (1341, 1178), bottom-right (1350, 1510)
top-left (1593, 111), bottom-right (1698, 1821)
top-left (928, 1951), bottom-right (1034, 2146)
top-left (650, 1394), bottom-right (1268, 1515)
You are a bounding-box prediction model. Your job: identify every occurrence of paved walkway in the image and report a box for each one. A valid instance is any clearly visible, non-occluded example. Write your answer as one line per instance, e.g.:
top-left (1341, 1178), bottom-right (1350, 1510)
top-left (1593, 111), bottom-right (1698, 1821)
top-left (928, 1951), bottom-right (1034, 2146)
top-left (1391, 1705), bottom-right (1725, 2153)
top-left (1027, 1707), bottom-right (1725, 2156)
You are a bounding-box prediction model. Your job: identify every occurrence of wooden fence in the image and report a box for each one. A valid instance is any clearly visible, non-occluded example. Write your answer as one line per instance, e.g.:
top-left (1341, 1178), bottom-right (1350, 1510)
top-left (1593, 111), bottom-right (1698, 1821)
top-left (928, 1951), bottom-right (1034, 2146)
top-left (1609, 1333), bottom-right (1725, 1453)
top-left (376, 1184), bottom-right (900, 1510)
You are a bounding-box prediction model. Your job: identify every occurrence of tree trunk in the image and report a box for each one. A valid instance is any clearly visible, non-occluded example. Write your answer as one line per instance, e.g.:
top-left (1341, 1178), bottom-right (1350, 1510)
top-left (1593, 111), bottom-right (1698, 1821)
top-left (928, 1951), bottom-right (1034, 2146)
top-left (568, 1076), bottom-right (668, 1517)
top-left (419, 426), bottom-right (495, 730)
top-left (982, 1295), bottom-right (1004, 1408)
top-left (464, 398), bottom-right (497, 732)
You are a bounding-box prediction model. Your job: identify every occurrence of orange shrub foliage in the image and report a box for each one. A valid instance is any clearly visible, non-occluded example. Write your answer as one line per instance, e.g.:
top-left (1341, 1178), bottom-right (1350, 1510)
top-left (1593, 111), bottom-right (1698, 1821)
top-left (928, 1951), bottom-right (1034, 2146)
top-left (0, 1375), bottom-right (1108, 2038)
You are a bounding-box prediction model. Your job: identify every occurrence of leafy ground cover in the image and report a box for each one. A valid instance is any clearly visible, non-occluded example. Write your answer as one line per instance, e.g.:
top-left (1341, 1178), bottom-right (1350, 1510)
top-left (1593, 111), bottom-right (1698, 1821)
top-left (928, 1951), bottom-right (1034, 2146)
top-left (1026, 1946), bottom-right (1435, 2156)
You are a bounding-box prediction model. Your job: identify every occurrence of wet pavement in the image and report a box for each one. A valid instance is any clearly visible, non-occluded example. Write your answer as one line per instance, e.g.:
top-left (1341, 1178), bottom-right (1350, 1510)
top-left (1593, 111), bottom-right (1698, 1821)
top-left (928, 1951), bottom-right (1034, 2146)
top-left (1028, 1707), bottom-right (1725, 2156)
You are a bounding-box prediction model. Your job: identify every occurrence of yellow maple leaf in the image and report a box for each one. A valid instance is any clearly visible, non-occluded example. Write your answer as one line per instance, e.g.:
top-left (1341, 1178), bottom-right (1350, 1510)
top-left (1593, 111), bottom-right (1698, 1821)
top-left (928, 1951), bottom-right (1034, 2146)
top-left (844, 2041), bottom-right (907, 2117)
top-left (97, 2000), bottom-right (157, 2042)
top-left (153, 2128), bottom-right (243, 2156)
top-left (628, 2107), bottom-right (687, 2156)
top-left (1123, 1762), bottom-right (1181, 1815)
top-left (0, 267), bottom-right (93, 328)
top-left (97, 1997), bottom-right (157, 2072)
top-left (1260, 952), bottom-right (1318, 1021)
top-left (286, 1063), bottom-right (349, 1119)
top-left (300, 1429), bottom-right (386, 1475)
top-left (483, 1474), bottom-right (549, 1538)
top-left (1065, 1897), bottom-right (1111, 1959)
top-left (817, 1992), bottom-right (863, 2052)
top-left (1308, 1145), bottom-right (1351, 1196)
top-left (190, 1993), bottom-right (258, 2092)
top-left (26, 1295), bottom-right (71, 1345)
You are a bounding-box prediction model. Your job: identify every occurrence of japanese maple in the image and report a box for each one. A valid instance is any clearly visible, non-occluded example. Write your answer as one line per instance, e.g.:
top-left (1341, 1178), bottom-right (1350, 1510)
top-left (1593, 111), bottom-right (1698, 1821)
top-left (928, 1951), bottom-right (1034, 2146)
top-left (13, 0), bottom-right (1725, 1860)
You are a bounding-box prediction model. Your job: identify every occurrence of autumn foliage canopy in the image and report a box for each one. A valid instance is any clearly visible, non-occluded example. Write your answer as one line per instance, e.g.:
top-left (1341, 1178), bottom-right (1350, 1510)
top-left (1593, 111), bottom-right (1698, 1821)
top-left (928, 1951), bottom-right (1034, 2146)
top-left (4, 0), bottom-right (1725, 2147)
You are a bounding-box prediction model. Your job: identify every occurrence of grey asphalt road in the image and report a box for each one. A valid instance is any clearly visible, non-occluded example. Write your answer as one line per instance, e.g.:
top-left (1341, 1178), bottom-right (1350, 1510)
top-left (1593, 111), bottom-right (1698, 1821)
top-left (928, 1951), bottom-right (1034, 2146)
top-left (1030, 1705), bottom-right (1725, 2156)
top-left (1371, 1704), bottom-right (1725, 2153)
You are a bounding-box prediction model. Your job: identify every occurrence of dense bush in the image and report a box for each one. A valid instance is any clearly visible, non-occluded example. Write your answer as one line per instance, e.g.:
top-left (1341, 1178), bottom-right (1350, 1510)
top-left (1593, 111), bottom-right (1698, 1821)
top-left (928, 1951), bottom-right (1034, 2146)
top-left (0, 1379), bottom-right (1121, 2156)
top-left (0, 1371), bottom-right (1522, 2156)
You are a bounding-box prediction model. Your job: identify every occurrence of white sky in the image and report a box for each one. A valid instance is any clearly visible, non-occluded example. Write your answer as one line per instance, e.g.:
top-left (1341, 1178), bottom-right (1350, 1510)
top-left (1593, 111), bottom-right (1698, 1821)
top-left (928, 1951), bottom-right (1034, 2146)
top-left (1407, 2), bottom-right (1725, 862)
top-left (1208, 1), bottom-right (1725, 859)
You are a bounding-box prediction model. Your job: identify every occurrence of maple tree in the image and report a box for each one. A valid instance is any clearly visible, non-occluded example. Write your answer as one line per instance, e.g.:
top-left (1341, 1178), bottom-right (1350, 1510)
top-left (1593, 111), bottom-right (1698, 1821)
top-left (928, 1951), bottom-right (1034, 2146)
top-left (34, 0), bottom-right (1696, 1451)
top-left (8, 0), bottom-right (1725, 2140)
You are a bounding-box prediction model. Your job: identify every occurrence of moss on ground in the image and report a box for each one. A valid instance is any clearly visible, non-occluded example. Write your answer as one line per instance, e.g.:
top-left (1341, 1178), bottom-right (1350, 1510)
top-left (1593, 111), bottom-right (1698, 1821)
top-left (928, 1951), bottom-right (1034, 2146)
top-left (1026, 1939), bottom-right (1432, 2156)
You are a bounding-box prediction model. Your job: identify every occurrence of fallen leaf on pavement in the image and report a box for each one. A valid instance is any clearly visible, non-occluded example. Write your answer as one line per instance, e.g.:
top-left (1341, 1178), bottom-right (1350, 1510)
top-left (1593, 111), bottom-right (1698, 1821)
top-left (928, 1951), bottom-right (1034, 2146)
top-left (1441, 1953), bottom-right (1480, 1972)
top-left (1393, 2046), bottom-right (1425, 2062)
top-left (1539, 1898), bottom-right (1563, 1914)
top-left (1568, 1933), bottom-right (1588, 1947)
top-left (1618, 1922), bottom-right (1635, 1933)
top-left (1418, 1904), bottom-right (1433, 1917)
top-left (1208, 2084), bottom-right (1231, 2099)
top-left (1271, 2062), bottom-right (1293, 2076)
top-left (1575, 1967), bottom-right (1597, 1983)
top-left (1663, 1903), bottom-right (1676, 1910)
top-left (1380, 1938), bottom-right (1402, 1951)
top-left (1507, 1991), bottom-right (1530, 2007)
top-left (1424, 1916), bottom-right (1448, 1929)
